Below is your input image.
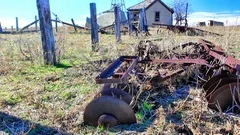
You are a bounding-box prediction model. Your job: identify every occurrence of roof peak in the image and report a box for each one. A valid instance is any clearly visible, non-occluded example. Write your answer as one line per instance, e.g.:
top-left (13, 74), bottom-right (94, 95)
top-left (128, 0), bottom-right (173, 14)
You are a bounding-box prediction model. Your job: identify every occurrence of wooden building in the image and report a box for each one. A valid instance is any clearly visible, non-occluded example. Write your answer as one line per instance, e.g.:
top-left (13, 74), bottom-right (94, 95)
top-left (127, 0), bottom-right (174, 26)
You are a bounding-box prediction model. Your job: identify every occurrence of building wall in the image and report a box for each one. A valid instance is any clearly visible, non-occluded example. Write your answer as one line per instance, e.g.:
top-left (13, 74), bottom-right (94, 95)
top-left (196, 22), bottom-right (206, 27)
top-left (132, 11), bottom-right (140, 21)
top-left (207, 20), bottom-right (224, 26)
top-left (145, 1), bottom-right (173, 26)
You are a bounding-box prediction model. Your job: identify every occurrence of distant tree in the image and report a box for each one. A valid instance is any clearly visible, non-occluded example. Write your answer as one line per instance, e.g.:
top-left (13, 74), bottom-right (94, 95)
top-left (172, 0), bottom-right (190, 27)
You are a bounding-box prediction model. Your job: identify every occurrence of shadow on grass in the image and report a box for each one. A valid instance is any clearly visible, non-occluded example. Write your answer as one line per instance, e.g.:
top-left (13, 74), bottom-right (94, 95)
top-left (55, 63), bottom-right (72, 69)
top-left (0, 112), bottom-right (72, 135)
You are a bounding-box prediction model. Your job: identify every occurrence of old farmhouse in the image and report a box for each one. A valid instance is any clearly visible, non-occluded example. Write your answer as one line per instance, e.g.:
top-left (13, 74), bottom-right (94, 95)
top-left (128, 0), bottom-right (174, 26)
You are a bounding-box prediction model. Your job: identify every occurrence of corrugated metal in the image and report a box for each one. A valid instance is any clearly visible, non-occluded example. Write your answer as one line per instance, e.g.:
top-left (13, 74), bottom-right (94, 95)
top-left (97, 8), bottom-right (127, 27)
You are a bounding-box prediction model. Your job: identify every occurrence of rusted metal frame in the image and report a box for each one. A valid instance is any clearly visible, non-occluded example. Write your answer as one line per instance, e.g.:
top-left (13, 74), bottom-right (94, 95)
top-left (96, 56), bottom-right (139, 84)
top-left (139, 57), bottom-right (212, 81)
top-left (155, 42), bottom-right (199, 59)
top-left (208, 50), bottom-right (240, 69)
top-left (142, 58), bottom-right (212, 67)
top-left (199, 39), bottom-right (240, 69)
top-left (200, 39), bottom-right (224, 53)
top-left (199, 39), bottom-right (211, 52)
top-left (171, 42), bottom-right (196, 50)
top-left (205, 39), bottom-right (224, 53)
top-left (207, 40), bottom-right (224, 53)
top-left (200, 39), bottom-right (240, 70)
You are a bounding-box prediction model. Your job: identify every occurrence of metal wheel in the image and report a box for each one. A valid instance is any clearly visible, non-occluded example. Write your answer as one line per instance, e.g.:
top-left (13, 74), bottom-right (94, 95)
top-left (94, 88), bottom-right (133, 105)
top-left (208, 82), bottom-right (240, 112)
top-left (204, 75), bottom-right (238, 101)
top-left (83, 96), bottom-right (136, 127)
top-left (202, 74), bottom-right (236, 91)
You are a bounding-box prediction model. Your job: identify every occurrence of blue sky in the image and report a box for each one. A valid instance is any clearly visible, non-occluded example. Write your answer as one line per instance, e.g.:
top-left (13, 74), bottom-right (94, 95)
top-left (0, 0), bottom-right (239, 28)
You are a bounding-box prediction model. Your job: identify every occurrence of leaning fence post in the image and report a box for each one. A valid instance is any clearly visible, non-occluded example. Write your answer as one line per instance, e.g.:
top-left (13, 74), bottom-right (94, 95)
top-left (114, 6), bottom-right (121, 43)
top-left (55, 15), bottom-right (58, 32)
top-left (139, 8), bottom-right (147, 32)
top-left (0, 23), bottom-right (2, 33)
top-left (16, 17), bottom-right (19, 31)
top-left (71, 18), bottom-right (78, 33)
top-left (90, 3), bottom-right (99, 51)
top-left (127, 11), bottom-right (133, 35)
top-left (35, 15), bottom-right (38, 31)
top-left (37, 0), bottom-right (56, 65)
top-left (11, 26), bottom-right (13, 32)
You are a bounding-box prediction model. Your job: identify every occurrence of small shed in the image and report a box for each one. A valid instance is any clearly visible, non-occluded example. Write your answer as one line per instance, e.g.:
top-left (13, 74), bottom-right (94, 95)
top-left (128, 0), bottom-right (174, 26)
top-left (197, 22), bottom-right (206, 27)
top-left (207, 20), bottom-right (224, 26)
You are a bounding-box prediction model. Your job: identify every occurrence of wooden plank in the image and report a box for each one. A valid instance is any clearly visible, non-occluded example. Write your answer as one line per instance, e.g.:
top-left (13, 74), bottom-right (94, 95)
top-left (0, 22), bottom-right (2, 33)
top-left (35, 15), bottom-right (38, 31)
top-left (127, 11), bottom-right (133, 35)
top-left (51, 19), bottom-right (89, 30)
top-left (114, 6), bottom-right (121, 42)
top-left (55, 15), bottom-right (58, 32)
top-left (71, 18), bottom-right (78, 33)
top-left (16, 17), bottom-right (19, 31)
top-left (96, 56), bottom-right (139, 84)
top-left (90, 3), bottom-right (99, 50)
top-left (20, 20), bottom-right (39, 32)
top-left (37, 0), bottom-right (56, 65)
top-left (139, 8), bottom-right (147, 32)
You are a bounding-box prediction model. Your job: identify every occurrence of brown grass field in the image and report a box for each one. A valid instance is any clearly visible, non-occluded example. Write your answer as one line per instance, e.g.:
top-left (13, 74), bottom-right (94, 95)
top-left (1, 26), bottom-right (240, 135)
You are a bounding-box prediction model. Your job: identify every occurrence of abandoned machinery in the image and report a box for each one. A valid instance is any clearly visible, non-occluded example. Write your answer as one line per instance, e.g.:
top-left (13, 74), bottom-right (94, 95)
top-left (83, 39), bottom-right (240, 128)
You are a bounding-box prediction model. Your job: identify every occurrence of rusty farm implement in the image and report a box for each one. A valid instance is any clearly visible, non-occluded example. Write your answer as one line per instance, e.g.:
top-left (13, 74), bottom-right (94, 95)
top-left (83, 39), bottom-right (240, 128)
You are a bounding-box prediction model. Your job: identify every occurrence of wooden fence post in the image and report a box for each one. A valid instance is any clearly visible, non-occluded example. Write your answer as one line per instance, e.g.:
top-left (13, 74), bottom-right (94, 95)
top-left (127, 11), bottom-right (133, 35)
top-left (114, 6), bottom-right (121, 42)
top-left (35, 15), bottom-right (38, 31)
top-left (55, 15), bottom-right (58, 32)
top-left (71, 18), bottom-right (78, 33)
top-left (139, 8), bottom-right (147, 32)
top-left (37, 0), bottom-right (56, 65)
top-left (90, 3), bottom-right (99, 51)
top-left (16, 17), bottom-right (19, 31)
top-left (0, 22), bottom-right (2, 33)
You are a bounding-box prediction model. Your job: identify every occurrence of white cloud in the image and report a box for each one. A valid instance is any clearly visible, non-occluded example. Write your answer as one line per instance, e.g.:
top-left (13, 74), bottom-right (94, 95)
top-left (74, 20), bottom-right (87, 26)
top-left (79, 14), bottom-right (89, 20)
top-left (75, 15), bottom-right (89, 27)
top-left (188, 11), bottom-right (240, 26)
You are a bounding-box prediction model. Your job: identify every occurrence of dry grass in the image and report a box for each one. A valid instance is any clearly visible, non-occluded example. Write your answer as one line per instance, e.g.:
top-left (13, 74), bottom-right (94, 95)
top-left (0, 26), bottom-right (240, 134)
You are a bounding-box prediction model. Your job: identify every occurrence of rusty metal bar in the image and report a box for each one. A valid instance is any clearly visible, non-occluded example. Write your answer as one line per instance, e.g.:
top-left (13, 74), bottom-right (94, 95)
top-left (141, 58), bottom-right (212, 67)
top-left (200, 39), bottom-right (224, 53)
top-left (200, 39), bottom-right (240, 69)
top-left (208, 50), bottom-right (240, 69)
top-left (96, 56), bottom-right (139, 84)
top-left (151, 59), bottom-right (210, 66)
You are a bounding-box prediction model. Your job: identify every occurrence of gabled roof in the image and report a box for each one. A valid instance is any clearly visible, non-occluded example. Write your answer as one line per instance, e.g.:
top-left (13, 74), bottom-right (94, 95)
top-left (128, 0), bottom-right (174, 14)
